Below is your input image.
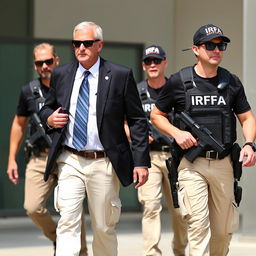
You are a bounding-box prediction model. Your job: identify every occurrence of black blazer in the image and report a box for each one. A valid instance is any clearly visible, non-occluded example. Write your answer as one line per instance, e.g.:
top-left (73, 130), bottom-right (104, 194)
top-left (40, 58), bottom-right (150, 186)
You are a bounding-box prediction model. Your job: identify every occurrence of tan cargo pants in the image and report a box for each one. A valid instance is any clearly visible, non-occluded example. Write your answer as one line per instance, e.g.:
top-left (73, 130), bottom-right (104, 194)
top-left (138, 151), bottom-right (188, 256)
top-left (178, 156), bottom-right (239, 256)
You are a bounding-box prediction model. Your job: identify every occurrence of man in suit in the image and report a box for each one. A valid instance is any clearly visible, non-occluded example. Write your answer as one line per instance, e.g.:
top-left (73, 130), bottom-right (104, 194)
top-left (40, 21), bottom-right (150, 256)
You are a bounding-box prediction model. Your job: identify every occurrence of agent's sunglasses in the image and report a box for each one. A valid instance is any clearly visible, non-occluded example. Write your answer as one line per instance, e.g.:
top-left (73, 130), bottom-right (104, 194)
top-left (72, 39), bottom-right (100, 48)
top-left (143, 58), bottom-right (163, 65)
top-left (198, 42), bottom-right (227, 51)
top-left (34, 58), bottom-right (54, 67)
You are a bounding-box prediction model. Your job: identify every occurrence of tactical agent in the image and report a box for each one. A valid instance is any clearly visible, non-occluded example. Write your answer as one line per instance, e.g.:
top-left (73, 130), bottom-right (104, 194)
top-left (137, 45), bottom-right (188, 256)
top-left (151, 24), bottom-right (256, 255)
top-left (7, 43), bottom-right (88, 256)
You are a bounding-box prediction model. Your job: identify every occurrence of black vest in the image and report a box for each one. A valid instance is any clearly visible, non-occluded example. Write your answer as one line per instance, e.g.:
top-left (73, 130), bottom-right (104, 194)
top-left (29, 79), bottom-right (46, 113)
top-left (178, 66), bottom-right (236, 147)
top-left (137, 80), bottom-right (156, 119)
top-left (137, 80), bottom-right (174, 148)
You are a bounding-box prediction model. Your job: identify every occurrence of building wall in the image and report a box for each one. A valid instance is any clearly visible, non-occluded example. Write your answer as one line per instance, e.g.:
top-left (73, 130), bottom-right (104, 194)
top-left (34, 0), bottom-right (243, 76)
top-left (175, 0), bottom-right (243, 77)
top-left (34, 0), bottom-right (176, 77)
top-left (241, 0), bottom-right (256, 237)
top-left (0, 0), bottom-right (33, 37)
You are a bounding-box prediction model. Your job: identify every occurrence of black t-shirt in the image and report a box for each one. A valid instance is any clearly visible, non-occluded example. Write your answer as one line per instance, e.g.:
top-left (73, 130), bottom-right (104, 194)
top-left (155, 67), bottom-right (251, 115)
top-left (17, 79), bottom-right (49, 116)
top-left (147, 84), bottom-right (162, 100)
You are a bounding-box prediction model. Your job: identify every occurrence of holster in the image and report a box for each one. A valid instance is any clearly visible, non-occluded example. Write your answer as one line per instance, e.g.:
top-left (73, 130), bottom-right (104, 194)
top-left (166, 157), bottom-right (180, 208)
top-left (234, 181), bottom-right (242, 207)
top-left (231, 143), bottom-right (243, 206)
top-left (24, 140), bottom-right (32, 163)
top-left (231, 143), bottom-right (242, 180)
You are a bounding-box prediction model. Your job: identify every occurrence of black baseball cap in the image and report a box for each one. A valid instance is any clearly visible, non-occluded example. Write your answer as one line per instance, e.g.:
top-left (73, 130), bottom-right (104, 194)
top-left (193, 24), bottom-right (230, 45)
top-left (142, 45), bottom-right (166, 60)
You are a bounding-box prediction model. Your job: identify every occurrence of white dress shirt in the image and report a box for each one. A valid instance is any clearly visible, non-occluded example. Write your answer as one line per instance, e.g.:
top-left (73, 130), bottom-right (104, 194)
top-left (63, 57), bottom-right (104, 151)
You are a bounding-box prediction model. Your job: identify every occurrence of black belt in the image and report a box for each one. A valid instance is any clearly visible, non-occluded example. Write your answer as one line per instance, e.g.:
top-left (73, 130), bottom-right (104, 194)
top-left (150, 145), bottom-right (171, 152)
top-left (198, 150), bottom-right (229, 160)
top-left (64, 146), bottom-right (106, 159)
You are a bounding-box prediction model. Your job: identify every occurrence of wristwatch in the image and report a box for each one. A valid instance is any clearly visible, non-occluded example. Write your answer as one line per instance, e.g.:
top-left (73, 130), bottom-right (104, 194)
top-left (243, 142), bottom-right (256, 152)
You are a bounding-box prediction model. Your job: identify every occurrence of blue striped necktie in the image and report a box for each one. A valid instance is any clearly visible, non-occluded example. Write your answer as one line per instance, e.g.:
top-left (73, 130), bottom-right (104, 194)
top-left (72, 71), bottom-right (90, 151)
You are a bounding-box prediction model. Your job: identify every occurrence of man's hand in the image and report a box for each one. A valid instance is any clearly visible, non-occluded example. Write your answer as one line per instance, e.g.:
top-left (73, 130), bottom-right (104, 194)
top-left (149, 135), bottom-right (154, 144)
top-left (47, 107), bottom-right (69, 128)
top-left (133, 167), bottom-right (148, 189)
top-left (174, 130), bottom-right (198, 150)
top-left (7, 160), bottom-right (19, 184)
top-left (239, 145), bottom-right (256, 167)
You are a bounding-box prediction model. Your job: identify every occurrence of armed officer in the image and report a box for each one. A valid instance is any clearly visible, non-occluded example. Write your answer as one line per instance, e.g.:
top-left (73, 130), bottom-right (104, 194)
top-left (137, 45), bottom-right (187, 256)
top-left (6, 43), bottom-right (87, 255)
top-left (151, 24), bottom-right (256, 256)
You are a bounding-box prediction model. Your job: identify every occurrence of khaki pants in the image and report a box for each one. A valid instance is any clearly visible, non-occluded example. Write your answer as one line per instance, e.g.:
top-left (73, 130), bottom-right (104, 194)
top-left (178, 156), bottom-right (239, 256)
top-left (138, 151), bottom-right (188, 256)
top-left (24, 153), bottom-right (88, 255)
top-left (55, 150), bottom-right (121, 256)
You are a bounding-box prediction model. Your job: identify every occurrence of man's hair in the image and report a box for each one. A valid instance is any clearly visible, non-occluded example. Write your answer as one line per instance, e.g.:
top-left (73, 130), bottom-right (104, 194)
top-left (33, 43), bottom-right (56, 59)
top-left (73, 21), bottom-right (103, 41)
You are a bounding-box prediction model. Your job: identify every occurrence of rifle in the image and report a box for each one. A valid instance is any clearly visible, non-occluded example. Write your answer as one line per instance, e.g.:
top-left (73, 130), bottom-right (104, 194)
top-left (24, 113), bottom-right (52, 161)
top-left (178, 112), bottom-right (225, 162)
top-left (148, 120), bottom-right (173, 147)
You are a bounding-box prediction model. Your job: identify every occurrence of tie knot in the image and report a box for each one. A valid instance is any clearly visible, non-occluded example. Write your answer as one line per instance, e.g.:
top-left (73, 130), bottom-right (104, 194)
top-left (84, 71), bottom-right (90, 79)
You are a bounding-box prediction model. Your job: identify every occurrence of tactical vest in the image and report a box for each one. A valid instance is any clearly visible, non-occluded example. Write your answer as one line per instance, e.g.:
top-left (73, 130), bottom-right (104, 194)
top-left (178, 66), bottom-right (236, 147)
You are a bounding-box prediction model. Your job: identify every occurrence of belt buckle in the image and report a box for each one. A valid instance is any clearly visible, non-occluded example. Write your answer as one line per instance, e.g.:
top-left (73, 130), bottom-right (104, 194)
top-left (161, 146), bottom-right (170, 152)
top-left (86, 151), bottom-right (103, 159)
top-left (206, 150), bottom-right (218, 160)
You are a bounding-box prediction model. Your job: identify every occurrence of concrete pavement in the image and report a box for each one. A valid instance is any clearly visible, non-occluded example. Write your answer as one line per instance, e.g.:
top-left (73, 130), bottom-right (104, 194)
top-left (0, 212), bottom-right (256, 256)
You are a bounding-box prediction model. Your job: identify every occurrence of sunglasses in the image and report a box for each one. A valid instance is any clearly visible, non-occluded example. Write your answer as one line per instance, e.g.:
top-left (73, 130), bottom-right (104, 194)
top-left (34, 58), bottom-right (54, 67)
top-left (72, 39), bottom-right (100, 48)
top-left (143, 58), bottom-right (163, 65)
top-left (198, 42), bottom-right (227, 51)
